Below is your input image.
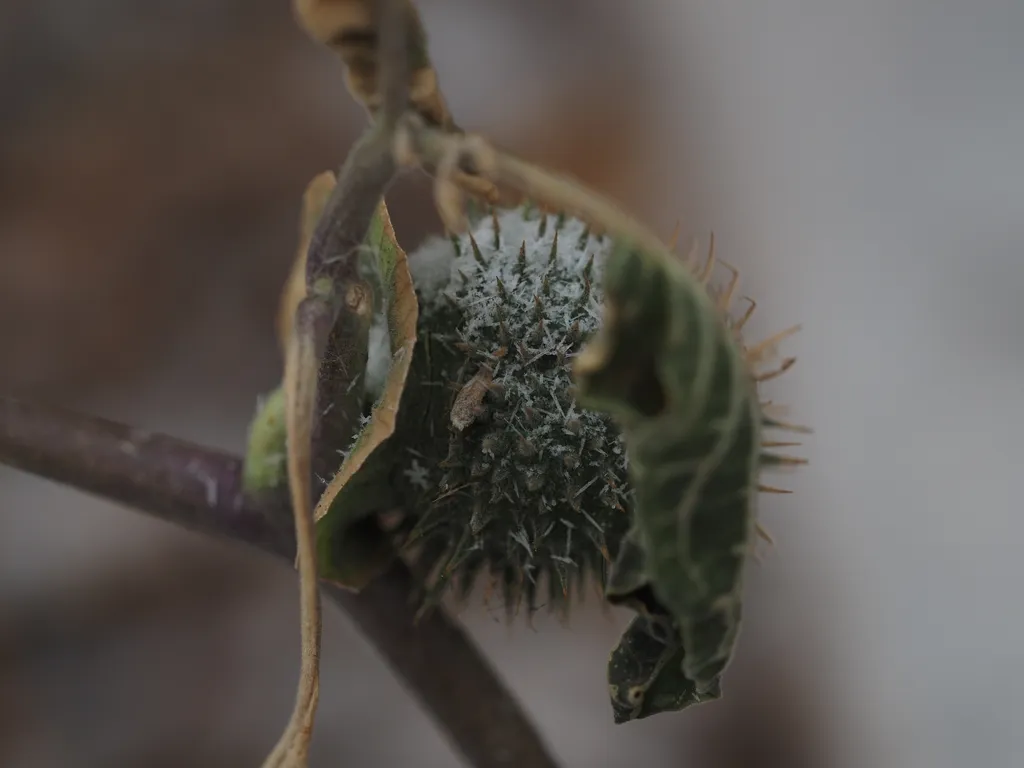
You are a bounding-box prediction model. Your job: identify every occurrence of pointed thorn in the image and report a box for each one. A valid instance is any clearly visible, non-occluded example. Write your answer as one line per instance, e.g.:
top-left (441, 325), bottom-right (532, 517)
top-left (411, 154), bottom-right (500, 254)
top-left (447, 230), bottom-right (462, 257)
top-left (759, 483), bottom-right (793, 494)
top-left (684, 236), bottom-right (701, 269)
top-left (537, 214), bottom-right (548, 238)
top-left (582, 253), bottom-right (595, 281)
top-left (491, 208), bottom-right (501, 249)
top-left (667, 219), bottom-right (682, 252)
top-left (555, 211), bottom-right (566, 231)
top-left (756, 523), bottom-right (776, 545)
top-left (548, 230), bottom-right (559, 266)
top-left (577, 276), bottom-right (592, 307)
top-left (469, 232), bottom-right (486, 266)
top-left (532, 294), bottom-right (544, 321)
top-left (762, 452), bottom-right (809, 467)
top-left (747, 324), bottom-right (802, 364)
top-left (755, 356), bottom-right (798, 382)
top-left (516, 240), bottom-right (527, 275)
top-left (716, 259), bottom-right (740, 313)
top-left (530, 316), bottom-right (545, 345)
top-left (762, 440), bottom-right (803, 448)
top-left (699, 232), bottom-right (717, 285)
top-left (577, 225), bottom-right (591, 250)
top-left (733, 297), bottom-right (757, 332)
top-left (495, 278), bottom-right (509, 302)
top-left (764, 415), bottom-right (814, 434)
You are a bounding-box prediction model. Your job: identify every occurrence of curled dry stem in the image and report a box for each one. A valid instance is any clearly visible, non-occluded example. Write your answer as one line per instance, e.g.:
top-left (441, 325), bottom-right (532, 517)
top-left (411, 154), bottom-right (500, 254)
top-left (294, 0), bottom-right (497, 203)
top-left (296, 0), bottom-right (444, 125)
top-left (395, 115), bottom-right (671, 263)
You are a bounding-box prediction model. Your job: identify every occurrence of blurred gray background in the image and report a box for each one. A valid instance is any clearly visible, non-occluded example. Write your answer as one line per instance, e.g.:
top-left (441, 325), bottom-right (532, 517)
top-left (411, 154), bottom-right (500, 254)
top-left (1, 1), bottom-right (1021, 766)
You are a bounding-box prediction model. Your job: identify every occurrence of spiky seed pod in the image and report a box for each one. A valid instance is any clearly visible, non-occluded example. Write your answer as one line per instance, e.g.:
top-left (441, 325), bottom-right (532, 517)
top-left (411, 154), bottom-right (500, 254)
top-left (391, 207), bottom-right (630, 616)
top-left (246, 177), bottom-right (806, 726)
top-left (386, 206), bottom-right (804, 629)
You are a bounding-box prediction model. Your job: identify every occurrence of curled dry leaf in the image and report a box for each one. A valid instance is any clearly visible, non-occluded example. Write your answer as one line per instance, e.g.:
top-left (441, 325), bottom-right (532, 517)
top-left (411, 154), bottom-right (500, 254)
top-left (295, 0), bottom-right (498, 203)
top-left (607, 615), bottom-right (713, 724)
top-left (261, 172), bottom-right (342, 768)
top-left (572, 236), bottom-right (806, 720)
top-left (575, 240), bottom-right (763, 702)
top-left (253, 169), bottom-right (419, 591)
top-left (294, 0), bottom-right (444, 124)
top-left (312, 199), bottom-right (418, 589)
top-left (250, 174), bottom-right (414, 766)
top-left (278, 170), bottom-right (339, 350)
top-left (267, 311), bottom-right (324, 768)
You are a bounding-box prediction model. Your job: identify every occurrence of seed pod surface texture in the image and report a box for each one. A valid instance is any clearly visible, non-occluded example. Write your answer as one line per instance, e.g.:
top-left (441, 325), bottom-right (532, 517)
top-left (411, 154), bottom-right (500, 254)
top-left (396, 207), bottom-right (631, 615)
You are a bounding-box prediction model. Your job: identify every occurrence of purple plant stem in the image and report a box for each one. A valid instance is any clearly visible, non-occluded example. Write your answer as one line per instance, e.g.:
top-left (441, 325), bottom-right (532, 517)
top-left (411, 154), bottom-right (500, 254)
top-left (0, 394), bottom-right (560, 768)
top-left (0, 396), bottom-right (291, 558)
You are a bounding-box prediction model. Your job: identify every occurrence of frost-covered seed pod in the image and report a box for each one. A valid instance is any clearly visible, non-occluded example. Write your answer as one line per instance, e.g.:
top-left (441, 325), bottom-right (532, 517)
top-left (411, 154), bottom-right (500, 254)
top-left (392, 205), bottom-right (630, 615)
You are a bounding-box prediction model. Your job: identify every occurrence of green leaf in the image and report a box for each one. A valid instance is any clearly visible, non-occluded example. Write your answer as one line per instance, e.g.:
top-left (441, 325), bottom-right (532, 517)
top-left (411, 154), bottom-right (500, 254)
top-left (576, 242), bottom-right (762, 696)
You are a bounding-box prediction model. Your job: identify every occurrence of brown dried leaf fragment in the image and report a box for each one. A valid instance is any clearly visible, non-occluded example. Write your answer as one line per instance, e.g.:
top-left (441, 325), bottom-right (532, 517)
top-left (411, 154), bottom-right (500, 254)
top-left (278, 171), bottom-right (339, 350)
top-left (450, 366), bottom-right (494, 432)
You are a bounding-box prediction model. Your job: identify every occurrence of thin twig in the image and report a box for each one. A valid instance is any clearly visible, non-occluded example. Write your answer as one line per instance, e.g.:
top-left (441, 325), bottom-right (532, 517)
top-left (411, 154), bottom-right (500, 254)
top-left (305, 127), bottom-right (398, 502)
top-left (305, 126), bottom-right (397, 295)
top-left (377, 0), bottom-right (409, 129)
top-left (0, 397), bottom-right (289, 558)
top-left (329, 566), bottom-right (560, 768)
top-left (0, 394), bottom-right (560, 768)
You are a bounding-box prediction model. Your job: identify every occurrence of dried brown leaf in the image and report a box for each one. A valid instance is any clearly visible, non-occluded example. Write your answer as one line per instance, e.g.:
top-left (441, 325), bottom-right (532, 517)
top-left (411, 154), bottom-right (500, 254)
top-left (262, 295), bottom-right (327, 768)
top-left (313, 199), bottom-right (417, 523)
